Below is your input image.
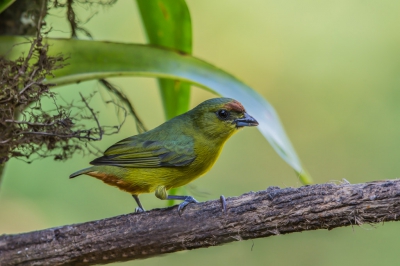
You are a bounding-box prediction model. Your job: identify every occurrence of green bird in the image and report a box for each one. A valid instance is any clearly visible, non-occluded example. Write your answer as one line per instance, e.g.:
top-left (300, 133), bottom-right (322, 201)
top-left (70, 98), bottom-right (258, 212)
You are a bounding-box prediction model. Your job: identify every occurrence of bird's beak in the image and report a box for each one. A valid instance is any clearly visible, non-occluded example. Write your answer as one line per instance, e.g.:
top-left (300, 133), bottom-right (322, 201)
top-left (235, 112), bottom-right (259, 127)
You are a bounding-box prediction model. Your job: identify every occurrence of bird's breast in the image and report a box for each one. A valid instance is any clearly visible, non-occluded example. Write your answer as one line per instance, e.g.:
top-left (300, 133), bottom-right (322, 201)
top-left (192, 139), bottom-right (224, 175)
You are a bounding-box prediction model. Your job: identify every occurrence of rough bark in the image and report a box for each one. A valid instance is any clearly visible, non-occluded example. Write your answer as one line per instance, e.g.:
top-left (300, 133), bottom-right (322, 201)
top-left (1, 180), bottom-right (400, 266)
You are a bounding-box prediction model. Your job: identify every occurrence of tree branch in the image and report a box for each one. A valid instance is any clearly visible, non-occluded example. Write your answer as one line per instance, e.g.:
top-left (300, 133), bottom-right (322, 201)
top-left (1, 179), bottom-right (400, 266)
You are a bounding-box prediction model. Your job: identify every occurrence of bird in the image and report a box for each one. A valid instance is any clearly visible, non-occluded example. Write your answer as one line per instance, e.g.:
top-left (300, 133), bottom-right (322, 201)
top-left (69, 97), bottom-right (258, 213)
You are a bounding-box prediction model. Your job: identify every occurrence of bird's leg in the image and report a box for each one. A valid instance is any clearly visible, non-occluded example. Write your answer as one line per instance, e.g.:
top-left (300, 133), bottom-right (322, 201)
top-left (167, 195), bottom-right (199, 213)
top-left (132, 194), bottom-right (145, 213)
top-left (155, 186), bottom-right (198, 214)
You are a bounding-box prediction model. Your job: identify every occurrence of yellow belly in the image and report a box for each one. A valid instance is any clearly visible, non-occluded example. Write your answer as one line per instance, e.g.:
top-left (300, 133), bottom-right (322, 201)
top-left (86, 151), bottom-right (219, 195)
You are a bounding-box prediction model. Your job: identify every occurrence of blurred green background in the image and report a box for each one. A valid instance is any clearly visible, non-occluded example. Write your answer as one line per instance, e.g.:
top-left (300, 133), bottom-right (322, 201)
top-left (2, 0), bottom-right (400, 265)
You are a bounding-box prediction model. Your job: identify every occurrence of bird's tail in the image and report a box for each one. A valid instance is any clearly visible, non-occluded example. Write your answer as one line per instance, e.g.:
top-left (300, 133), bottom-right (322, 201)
top-left (69, 167), bottom-right (93, 179)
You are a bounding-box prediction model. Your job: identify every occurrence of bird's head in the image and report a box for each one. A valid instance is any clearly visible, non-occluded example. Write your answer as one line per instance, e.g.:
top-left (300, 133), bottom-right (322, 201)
top-left (190, 98), bottom-right (258, 141)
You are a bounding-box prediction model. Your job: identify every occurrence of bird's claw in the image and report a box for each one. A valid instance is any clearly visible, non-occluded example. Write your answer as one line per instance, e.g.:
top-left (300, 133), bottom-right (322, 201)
top-left (220, 195), bottom-right (227, 214)
top-left (177, 196), bottom-right (198, 215)
top-left (135, 207), bottom-right (145, 213)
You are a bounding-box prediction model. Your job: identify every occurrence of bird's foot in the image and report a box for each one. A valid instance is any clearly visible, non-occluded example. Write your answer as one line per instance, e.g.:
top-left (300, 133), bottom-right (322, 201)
top-left (220, 195), bottom-right (227, 214)
top-left (177, 196), bottom-right (198, 214)
top-left (135, 207), bottom-right (145, 213)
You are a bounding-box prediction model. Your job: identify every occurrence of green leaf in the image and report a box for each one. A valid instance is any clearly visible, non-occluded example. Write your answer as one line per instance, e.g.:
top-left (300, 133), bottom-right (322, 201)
top-left (136, 0), bottom-right (193, 202)
top-left (0, 36), bottom-right (312, 184)
top-left (137, 0), bottom-right (192, 120)
top-left (0, 0), bottom-right (15, 14)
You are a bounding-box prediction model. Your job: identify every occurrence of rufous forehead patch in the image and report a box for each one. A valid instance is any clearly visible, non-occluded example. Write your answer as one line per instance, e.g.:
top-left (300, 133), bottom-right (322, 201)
top-left (224, 100), bottom-right (245, 112)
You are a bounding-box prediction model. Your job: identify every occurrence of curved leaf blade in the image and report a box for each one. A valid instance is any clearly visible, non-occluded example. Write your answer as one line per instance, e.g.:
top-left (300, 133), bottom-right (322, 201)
top-left (0, 37), bottom-right (312, 183)
top-left (137, 0), bottom-right (192, 120)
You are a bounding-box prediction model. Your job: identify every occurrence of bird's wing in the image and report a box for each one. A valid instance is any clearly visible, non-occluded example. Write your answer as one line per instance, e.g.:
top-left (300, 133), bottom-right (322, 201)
top-left (90, 136), bottom-right (196, 168)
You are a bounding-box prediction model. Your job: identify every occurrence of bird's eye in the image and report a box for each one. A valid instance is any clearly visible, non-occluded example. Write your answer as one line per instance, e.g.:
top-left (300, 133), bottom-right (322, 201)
top-left (217, 109), bottom-right (230, 120)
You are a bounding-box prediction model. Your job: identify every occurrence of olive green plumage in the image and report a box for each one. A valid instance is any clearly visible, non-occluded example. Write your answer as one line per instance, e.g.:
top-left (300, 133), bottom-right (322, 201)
top-left (70, 97), bottom-right (258, 211)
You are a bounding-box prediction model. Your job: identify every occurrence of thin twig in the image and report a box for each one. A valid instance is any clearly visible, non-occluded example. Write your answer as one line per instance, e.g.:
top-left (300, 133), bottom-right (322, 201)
top-left (99, 79), bottom-right (147, 133)
top-left (5, 120), bottom-right (56, 126)
top-left (18, 80), bottom-right (39, 95)
top-left (79, 92), bottom-right (103, 141)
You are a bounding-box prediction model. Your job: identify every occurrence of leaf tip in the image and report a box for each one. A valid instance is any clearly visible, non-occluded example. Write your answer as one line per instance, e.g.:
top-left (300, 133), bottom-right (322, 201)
top-left (298, 170), bottom-right (313, 185)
